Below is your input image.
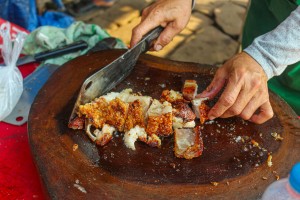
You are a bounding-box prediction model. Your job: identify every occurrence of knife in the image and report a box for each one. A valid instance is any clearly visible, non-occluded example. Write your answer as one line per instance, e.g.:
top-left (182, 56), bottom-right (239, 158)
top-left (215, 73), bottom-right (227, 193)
top-left (69, 26), bottom-right (163, 123)
top-left (15, 40), bottom-right (88, 66)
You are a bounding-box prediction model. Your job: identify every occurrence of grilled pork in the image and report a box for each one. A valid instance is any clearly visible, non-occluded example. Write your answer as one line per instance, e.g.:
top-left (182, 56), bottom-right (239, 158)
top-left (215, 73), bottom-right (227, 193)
top-left (192, 97), bottom-right (210, 124)
top-left (146, 99), bottom-right (173, 137)
top-left (174, 126), bottom-right (203, 159)
top-left (161, 90), bottom-right (185, 104)
top-left (182, 80), bottom-right (198, 101)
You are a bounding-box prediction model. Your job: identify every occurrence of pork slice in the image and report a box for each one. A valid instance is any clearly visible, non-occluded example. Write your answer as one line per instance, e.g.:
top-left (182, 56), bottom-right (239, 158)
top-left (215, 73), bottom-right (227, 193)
top-left (182, 80), bottom-right (198, 101)
top-left (174, 126), bottom-right (203, 159)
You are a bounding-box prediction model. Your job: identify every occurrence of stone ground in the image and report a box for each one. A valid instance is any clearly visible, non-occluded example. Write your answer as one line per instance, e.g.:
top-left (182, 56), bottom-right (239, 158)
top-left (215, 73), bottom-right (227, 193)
top-left (77, 0), bottom-right (249, 66)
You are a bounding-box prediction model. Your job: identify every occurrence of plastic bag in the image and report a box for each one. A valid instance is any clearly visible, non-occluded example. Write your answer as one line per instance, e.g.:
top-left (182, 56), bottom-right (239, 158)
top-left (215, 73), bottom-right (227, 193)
top-left (0, 29), bottom-right (26, 121)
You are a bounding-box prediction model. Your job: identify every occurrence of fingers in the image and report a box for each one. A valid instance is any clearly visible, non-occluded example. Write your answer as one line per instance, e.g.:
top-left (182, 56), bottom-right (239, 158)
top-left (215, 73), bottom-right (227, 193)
top-left (130, 17), bottom-right (160, 48)
top-left (153, 21), bottom-right (183, 51)
top-left (198, 68), bottom-right (227, 99)
top-left (221, 76), bottom-right (262, 118)
top-left (207, 71), bottom-right (243, 120)
top-left (249, 101), bottom-right (274, 124)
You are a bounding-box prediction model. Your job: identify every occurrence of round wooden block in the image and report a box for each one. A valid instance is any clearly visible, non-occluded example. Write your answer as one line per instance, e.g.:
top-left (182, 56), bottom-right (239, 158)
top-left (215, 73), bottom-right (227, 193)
top-left (28, 50), bottom-right (300, 200)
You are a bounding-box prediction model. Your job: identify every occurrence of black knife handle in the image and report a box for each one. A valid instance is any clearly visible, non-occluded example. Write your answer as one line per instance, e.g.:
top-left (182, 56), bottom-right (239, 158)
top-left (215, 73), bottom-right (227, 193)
top-left (142, 26), bottom-right (164, 53)
top-left (34, 40), bottom-right (89, 62)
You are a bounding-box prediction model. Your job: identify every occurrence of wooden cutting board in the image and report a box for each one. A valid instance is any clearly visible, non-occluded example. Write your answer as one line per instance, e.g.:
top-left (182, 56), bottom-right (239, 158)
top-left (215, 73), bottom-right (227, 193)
top-left (28, 50), bottom-right (300, 200)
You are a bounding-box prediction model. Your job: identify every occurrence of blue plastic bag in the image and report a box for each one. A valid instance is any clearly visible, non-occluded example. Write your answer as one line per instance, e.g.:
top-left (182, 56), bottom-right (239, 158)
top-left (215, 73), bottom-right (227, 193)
top-left (39, 11), bottom-right (74, 29)
top-left (0, 0), bottom-right (73, 31)
top-left (0, 0), bottom-right (38, 31)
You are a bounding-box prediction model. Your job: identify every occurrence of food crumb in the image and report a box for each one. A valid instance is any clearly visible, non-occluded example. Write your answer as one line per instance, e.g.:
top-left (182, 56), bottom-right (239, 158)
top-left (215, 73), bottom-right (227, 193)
top-left (226, 181), bottom-right (230, 186)
top-left (159, 83), bottom-right (166, 88)
top-left (251, 139), bottom-right (259, 148)
top-left (73, 144), bottom-right (78, 151)
top-left (271, 132), bottom-right (284, 141)
top-left (170, 163), bottom-right (176, 169)
top-left (145, 77), bottom-right (150, 81)
top-left (275, 175), bottom-right (280, 180)
top-left (267, 154), bottom-right (273, 167)
top-left (262, 177), bottom-right (268, 180)
top-left (211, 182), bottom-right (219, 186)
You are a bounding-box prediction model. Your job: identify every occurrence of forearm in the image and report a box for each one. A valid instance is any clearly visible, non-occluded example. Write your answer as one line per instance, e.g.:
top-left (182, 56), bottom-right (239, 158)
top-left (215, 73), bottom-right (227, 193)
top-left (244, 6), bottom-right (300, 79)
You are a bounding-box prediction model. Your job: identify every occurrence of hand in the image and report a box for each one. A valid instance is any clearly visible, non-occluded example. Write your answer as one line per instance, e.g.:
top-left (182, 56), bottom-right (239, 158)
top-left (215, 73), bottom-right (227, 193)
top-left (198, 52), bottom-right (274, 124)
top-left (130, 0), bottom-right (192, 51)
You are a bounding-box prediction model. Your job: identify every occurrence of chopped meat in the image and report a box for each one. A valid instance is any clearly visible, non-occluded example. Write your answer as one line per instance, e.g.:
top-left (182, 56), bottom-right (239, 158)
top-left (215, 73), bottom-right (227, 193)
top-left (192, 97), bottom-right (210, 124)
top-left (182, 80), bottom-right (198, 101)
top-left (68, 116), bottom-right (85, 129)
top-left (79, 97), bottom-right (108, 128)
top-left (161, 90), bottom-right (184, 104)
top-left (106, 98), bottom-right (129, 132)
top-left (174, 126), bottom-right (203, 159)
top-left (172, 102), bottom-right (196, 122)
top-left (95, 124), bottom-right (115, 146)
top-left (123, 125), bottom-right (148, 150)
top-left (124, 95), bottom-right (152, 131)
top-left (124, 100), bottom-right (146, 132)
top-left (146, 100), bottom-right (173, 136)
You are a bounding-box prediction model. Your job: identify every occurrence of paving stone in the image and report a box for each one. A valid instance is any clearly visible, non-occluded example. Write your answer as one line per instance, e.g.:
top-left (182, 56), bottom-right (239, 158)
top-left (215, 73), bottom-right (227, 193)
top-left (186, 12), bottom-right (213, 32)
top-left (194, 0), bottom-right (225, 16)
top-left (99, 0), bottom-right (153, 25)
top-left (231, 0), bottom-right (249, 8)
top-left (214, 2), bottom-right (246, 36)
top-left (148, 28), bottom-right (193, 58)
top-left (168, 26), bottom-right (239, 65)
top-left (87, 14), bottom-right (119, 31)
top-left (107, 17), bottom-right (141, 45)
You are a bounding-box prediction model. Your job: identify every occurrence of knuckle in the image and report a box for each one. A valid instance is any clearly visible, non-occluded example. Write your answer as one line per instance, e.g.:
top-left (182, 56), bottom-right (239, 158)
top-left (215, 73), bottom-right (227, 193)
top-left (251, 77), bottom-right (262, 88)
top-left (239, 112), bottom-right (252, 120)
top-left (160, 34), bottom-right (172, 45)
top-left (220, 96), bottom-right (235, 107)
top-left (228, 107), bottom-right (242, 116)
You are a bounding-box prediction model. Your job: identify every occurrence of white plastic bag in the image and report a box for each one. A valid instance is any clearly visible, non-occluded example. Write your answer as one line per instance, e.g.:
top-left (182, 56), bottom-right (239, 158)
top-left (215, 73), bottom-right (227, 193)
top-left (0, 29), bottom-right (26, 121)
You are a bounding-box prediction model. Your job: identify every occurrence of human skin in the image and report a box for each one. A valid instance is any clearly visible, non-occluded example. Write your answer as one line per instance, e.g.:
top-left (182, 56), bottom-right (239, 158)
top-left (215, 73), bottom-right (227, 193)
top-left (130, 0), bottom-right (273, 124)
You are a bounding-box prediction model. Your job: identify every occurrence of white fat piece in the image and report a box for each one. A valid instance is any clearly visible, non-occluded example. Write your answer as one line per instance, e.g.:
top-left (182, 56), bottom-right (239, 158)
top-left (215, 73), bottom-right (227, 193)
top-left (118, 88), bottom-right (133, 102)
top-left (192, 97), bottom-right (208, 118)
top-left (95, 124), bottom-right (115, 141)
top-left (173, 117), bottom-right (195, 129)
top-left (169, 90), bottom-right (183, 101)
top-left (127, 95), bottom-right (152, 113)
top-left (123, 125), bottom-right (147, 150)
top-left (183, 120), bottom-right (195, 128)
top-left (101, 88), bottom-right (133, 103)
top-left (147, 99), bottom-right (172, 117)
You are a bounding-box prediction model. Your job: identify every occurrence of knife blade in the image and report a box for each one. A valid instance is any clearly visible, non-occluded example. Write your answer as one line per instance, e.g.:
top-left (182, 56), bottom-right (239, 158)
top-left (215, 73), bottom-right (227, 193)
top-left (69, 26), bottom-right (163, 122)
top-left (16, 40), bottom-right (88, 66)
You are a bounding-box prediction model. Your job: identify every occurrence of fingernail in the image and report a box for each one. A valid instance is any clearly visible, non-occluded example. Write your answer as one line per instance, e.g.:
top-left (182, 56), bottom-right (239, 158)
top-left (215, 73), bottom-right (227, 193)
top-left (154, 44), bottom-right (162, 51)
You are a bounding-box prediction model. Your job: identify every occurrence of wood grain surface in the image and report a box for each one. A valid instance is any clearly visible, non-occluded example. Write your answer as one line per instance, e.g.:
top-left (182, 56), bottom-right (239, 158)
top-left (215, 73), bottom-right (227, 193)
top-left (28, 50), bottom-right (300, 200)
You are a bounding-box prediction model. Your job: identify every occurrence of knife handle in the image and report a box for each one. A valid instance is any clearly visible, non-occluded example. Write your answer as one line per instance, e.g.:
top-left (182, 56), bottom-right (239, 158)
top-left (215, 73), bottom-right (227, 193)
top-left (142, 26), bottom-right (164, 53)
top-left (34, 40), bottom-right (89, 62)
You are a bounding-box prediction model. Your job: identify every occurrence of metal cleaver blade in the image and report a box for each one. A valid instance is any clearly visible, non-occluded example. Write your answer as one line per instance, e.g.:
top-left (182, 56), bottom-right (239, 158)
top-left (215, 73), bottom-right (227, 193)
top-left (69, 26), bottom-right (163, 123)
